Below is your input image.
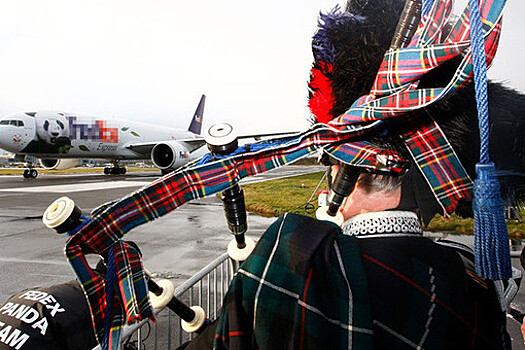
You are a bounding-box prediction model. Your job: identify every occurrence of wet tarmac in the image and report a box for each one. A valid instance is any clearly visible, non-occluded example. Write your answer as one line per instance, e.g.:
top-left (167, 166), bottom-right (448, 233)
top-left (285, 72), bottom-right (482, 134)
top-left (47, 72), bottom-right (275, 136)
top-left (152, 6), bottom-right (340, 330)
top-left (0, 166), bottom-right (322, 302)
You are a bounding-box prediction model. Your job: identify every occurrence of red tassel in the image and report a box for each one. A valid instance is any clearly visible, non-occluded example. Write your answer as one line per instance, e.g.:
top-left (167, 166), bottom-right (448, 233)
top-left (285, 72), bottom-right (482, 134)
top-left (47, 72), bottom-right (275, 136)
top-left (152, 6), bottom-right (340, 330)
top-left (308, 62), bottom-right (335, 124)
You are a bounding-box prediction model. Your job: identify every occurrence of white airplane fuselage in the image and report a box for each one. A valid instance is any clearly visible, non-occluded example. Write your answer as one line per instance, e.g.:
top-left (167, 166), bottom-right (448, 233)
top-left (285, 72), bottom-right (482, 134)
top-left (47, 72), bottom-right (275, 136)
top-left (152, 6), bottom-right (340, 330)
top-left (0, 105), bottom-right (209, 179)
top-left (0, 111), bottom-right (199, 159)
top-left (0, 96), bottom-right (209, 178)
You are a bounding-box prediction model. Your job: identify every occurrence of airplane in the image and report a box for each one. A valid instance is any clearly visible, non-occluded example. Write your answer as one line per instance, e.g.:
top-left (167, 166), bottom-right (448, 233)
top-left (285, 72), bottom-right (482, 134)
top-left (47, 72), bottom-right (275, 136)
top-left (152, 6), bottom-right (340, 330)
top-left (0, 95), bottom-right (209, 178)
top-left (0, 95), bottom-right (293, 179)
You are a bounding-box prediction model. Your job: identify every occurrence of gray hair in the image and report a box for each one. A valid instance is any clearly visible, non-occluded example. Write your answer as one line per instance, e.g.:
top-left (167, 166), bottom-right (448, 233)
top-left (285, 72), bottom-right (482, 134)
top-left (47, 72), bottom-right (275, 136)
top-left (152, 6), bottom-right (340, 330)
top-left (357, 172), bottom-right (403, 194)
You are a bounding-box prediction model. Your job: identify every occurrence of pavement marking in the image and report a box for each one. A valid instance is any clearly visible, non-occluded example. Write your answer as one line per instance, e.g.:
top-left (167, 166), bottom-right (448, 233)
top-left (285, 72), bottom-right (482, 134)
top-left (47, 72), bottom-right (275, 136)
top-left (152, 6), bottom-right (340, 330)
top-left (0, 180), bottom-right (150, 193)
top-left (0, 257), bottom-right (70, 265)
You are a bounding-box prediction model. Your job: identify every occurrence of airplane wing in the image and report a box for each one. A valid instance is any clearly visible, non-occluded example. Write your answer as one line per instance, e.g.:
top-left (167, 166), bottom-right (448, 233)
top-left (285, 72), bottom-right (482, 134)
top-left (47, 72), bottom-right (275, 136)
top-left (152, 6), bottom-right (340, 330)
top-left (126, 131), bottom-right (299, 155)
top-left (126, 138), bottom-right (207, 155)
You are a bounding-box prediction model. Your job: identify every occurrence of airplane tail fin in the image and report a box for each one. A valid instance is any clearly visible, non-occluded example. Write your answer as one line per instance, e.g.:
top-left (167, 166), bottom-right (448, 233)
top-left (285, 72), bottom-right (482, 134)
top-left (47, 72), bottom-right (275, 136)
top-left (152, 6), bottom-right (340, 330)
top-left (188, 94), bottom-right (205, 135)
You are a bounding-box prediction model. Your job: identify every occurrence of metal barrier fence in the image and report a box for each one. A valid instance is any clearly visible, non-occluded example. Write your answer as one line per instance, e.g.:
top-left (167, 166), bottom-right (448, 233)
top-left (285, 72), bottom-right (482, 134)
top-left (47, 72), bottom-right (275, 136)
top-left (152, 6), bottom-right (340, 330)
top-left (93, 252), bottom-right (234, 350)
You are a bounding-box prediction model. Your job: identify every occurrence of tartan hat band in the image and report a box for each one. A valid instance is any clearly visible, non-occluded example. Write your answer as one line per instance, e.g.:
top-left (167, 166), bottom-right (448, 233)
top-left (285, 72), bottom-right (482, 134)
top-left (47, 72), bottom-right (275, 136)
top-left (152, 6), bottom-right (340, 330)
top-left (322, 141), bottom-right (409, 175)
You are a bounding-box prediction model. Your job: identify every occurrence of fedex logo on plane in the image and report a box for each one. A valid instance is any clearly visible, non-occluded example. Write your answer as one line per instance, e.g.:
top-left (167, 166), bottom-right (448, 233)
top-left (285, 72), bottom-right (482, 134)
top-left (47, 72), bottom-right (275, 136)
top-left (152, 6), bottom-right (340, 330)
top-left (67, 116), bottom-right (119, 143)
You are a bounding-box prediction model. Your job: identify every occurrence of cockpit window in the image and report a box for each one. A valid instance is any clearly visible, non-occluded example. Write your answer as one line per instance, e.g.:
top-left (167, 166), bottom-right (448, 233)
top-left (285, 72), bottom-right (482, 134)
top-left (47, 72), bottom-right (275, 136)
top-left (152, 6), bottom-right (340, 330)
top-left (0, 120), bottom-right (25, 127)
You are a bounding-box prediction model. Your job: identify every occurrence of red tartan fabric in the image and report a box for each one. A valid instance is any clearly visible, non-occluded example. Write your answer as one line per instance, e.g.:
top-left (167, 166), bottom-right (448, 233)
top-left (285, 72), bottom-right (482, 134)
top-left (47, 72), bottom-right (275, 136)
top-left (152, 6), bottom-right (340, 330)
top-left (332, 0), bottom-right (502, 124)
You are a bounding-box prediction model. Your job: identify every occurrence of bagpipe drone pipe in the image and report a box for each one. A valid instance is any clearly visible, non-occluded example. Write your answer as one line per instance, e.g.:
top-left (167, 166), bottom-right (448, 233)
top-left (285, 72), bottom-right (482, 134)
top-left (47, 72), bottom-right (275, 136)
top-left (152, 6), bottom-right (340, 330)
top-left (41, 0), bottom-right (523, 348)
top-left (42, 199), bottom-right (211, 336)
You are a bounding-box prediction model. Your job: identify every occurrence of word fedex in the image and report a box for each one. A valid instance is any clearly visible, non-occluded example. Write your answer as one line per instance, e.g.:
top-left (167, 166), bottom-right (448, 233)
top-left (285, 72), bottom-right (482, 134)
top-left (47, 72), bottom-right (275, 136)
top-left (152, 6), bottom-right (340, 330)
top-left (0, 290), bottom-right (66, 349)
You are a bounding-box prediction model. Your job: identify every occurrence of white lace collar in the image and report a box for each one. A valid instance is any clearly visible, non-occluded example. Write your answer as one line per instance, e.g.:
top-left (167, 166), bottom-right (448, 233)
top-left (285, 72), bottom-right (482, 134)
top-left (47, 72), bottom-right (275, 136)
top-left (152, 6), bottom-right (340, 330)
top-left (341, 210), bottom-right (422, 236)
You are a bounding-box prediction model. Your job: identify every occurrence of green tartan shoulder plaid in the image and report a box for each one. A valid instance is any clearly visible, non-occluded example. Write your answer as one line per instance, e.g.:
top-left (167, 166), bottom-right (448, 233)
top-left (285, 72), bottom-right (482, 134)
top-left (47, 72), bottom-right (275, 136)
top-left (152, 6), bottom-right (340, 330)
top-left (214, 213), bottom-right (373, 349)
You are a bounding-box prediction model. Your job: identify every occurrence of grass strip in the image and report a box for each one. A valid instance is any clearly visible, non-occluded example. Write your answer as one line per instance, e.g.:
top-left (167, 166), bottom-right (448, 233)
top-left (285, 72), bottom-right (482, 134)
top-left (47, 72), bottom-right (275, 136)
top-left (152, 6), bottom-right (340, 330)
top-left (243, 171), bottom-right (327, 217)
top-left (243, 171), bottom-right (525, 239)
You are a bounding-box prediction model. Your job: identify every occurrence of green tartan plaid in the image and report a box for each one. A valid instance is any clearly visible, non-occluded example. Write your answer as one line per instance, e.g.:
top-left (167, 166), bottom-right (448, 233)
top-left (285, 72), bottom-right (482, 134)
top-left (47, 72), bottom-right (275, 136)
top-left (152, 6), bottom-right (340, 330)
top-left (214, 213), bottom-right (373, 349)
top-left (213, 213), bottom-right (510, 349)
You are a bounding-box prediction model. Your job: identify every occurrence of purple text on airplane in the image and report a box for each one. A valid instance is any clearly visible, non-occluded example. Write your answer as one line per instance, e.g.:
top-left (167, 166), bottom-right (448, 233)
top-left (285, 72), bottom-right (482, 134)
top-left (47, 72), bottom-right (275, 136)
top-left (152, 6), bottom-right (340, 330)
top-left (68, 117), bottom-right (119, 143)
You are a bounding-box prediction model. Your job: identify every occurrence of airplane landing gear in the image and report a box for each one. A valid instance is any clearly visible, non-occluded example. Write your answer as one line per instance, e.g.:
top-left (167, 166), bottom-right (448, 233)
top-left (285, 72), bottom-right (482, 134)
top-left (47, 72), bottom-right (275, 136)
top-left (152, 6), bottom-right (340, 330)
top-left (22, 160), bottom-right (38, 179)
top-left (103, 163), bottom-right (127, 175)
top-left (23, 169), bottom-right (38, 179)
top-left (161, 168), bottom-right (174, 176)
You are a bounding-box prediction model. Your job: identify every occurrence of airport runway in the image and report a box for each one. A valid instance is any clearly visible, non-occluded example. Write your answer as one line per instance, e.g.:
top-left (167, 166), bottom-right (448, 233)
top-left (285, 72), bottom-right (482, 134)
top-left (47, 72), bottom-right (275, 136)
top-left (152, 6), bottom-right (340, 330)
top-left (0, 165), bottom-right (524, 346)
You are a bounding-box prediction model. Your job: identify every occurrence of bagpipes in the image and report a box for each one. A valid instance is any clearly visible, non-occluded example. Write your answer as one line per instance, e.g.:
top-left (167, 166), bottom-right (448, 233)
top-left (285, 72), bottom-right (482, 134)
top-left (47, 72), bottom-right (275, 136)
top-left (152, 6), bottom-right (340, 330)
top-left (42, 123), bottom-right (270, 347)
top-left (42, 197), bottom-right (211, 335)
top-left (41, 0), bottom-right (518, 348)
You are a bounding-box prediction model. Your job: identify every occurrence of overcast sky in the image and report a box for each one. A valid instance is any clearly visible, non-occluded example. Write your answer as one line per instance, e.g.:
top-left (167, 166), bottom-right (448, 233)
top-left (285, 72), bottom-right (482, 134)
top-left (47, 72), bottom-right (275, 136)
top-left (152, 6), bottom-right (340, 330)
top-left (0, 0), bottom-right (522, 135)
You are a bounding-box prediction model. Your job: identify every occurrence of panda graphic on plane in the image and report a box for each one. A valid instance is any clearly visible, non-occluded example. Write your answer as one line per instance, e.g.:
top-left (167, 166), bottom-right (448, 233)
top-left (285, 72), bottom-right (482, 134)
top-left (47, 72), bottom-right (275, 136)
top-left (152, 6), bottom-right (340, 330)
top-left (0, 95), bottom-right (295, 178)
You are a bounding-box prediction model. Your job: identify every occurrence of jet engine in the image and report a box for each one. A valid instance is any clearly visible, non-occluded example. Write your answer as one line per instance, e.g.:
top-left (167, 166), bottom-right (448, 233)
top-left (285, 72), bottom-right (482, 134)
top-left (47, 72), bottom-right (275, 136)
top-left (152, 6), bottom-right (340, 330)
top-left (40, 158), bottom-right (79, 170)
top-left (151, 141), bottom-right (190, 171)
